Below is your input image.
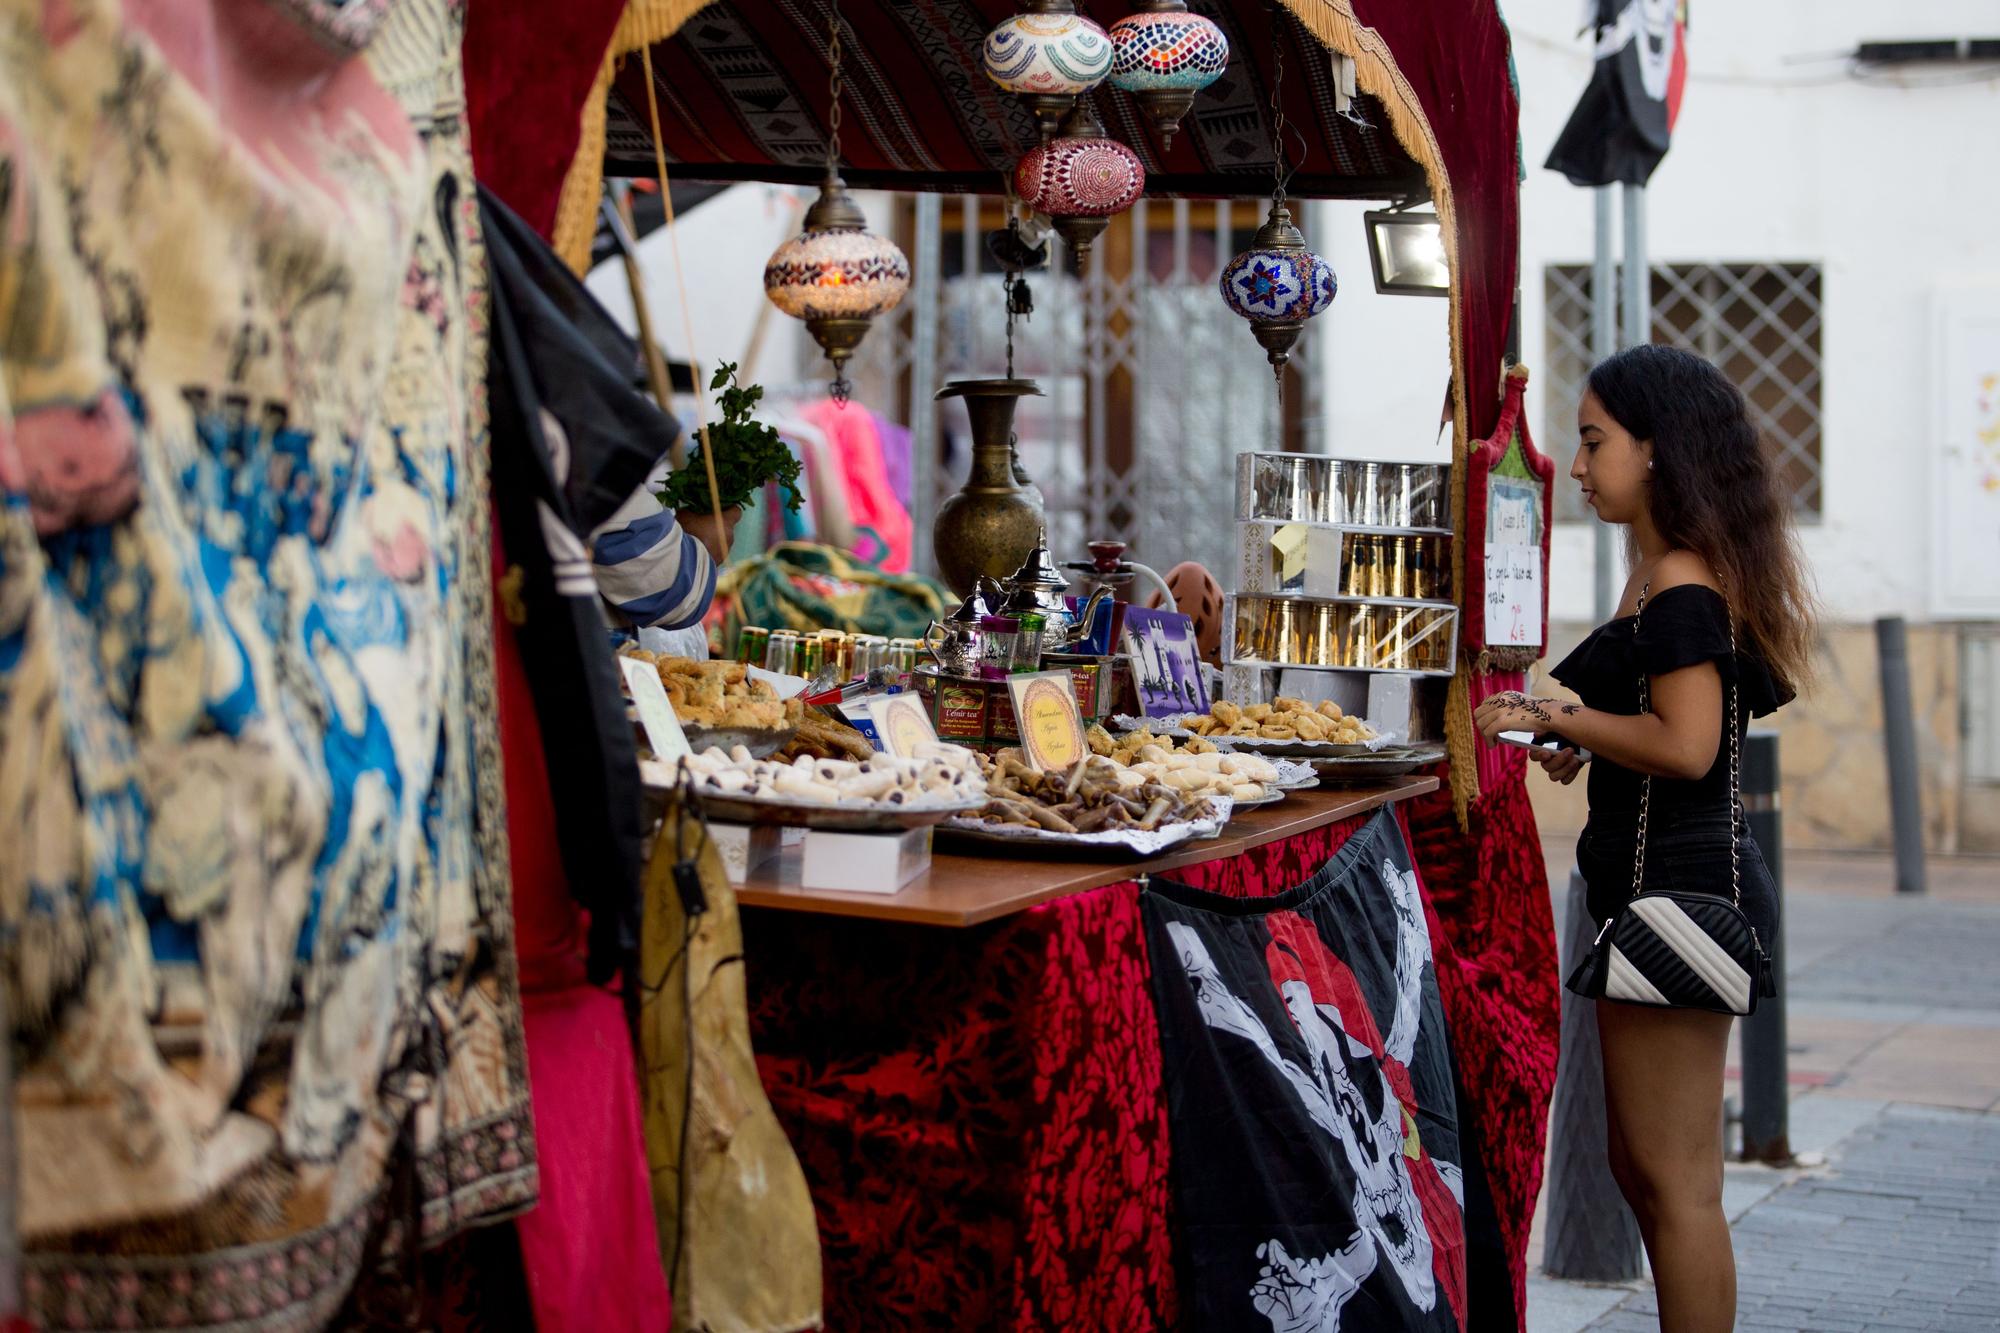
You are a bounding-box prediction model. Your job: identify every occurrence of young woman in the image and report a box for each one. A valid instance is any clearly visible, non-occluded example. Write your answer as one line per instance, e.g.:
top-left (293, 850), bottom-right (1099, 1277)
top-left (1474, 345), bottom-right (1816, 1332)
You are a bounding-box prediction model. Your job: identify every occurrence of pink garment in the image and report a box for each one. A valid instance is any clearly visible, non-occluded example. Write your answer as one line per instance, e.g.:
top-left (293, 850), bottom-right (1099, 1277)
top-left (804, 399), bottom-right (912, 572)
top-left (515, 987), bottom-right (672, 1333)
top-left (495, 522), bottom-right (670, 1332)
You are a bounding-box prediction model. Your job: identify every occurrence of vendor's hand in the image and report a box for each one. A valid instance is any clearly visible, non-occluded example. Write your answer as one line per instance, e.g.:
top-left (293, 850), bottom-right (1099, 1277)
top-left (1473, 690), bottom-right (1576, 744)
top-left (677, 505), bottom-right (742, 567)
top-left (1528, 744), bottom-right (1586, 785)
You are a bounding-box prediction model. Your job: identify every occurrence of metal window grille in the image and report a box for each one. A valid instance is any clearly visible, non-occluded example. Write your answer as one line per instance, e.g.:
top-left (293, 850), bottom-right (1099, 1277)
top-left (839, 197), bottom-right (1298, 581)
top-left (1543, 262), bottom-right (1824, 522)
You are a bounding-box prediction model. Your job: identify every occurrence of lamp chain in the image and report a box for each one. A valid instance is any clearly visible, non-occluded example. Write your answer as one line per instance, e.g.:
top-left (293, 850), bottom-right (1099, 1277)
top-left (827, 0), bottom-right (844, 172)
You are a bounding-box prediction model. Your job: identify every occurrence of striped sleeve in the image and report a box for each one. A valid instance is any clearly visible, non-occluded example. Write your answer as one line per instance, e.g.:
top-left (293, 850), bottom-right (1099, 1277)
top-left (589, 490), bottom-right (716, 631)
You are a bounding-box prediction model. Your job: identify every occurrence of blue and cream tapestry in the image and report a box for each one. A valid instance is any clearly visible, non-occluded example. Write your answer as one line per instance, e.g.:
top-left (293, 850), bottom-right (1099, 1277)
top-left (0, 0), bottom-right (535, 1326)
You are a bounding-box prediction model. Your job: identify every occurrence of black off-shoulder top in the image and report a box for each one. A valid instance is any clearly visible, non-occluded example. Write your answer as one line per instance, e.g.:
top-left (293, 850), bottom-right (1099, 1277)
top-left (1550, 584), bottom-right (1792, 814)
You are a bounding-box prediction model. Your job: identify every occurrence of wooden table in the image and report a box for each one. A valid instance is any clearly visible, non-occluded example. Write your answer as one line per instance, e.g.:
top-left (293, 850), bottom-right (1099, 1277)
top-left (733, 776), bottom-right (1439, 927)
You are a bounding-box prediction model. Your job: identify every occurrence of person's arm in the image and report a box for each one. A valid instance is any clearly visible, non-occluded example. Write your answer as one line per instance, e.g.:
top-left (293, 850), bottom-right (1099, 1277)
top-left (1474, 661), bottom-right (1724, 781)
top-left (589, 488), bottom-right (724, 631)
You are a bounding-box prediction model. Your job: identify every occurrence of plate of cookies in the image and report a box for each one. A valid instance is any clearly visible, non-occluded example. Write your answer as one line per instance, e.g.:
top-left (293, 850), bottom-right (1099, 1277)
top-left (619, 651), bottom-right (802, 756)
top-left (1112, 697), bottom-right (1394, 759)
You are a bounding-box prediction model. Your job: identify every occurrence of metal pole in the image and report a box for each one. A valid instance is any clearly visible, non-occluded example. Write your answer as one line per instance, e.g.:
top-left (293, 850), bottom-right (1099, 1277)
top-left (1543, 869), bottom-right (1645, 1281)
top-left (909, 192), bottom-right (943, 579)
top-left (1876, 616), bottom-right (1929, 894)
top-left (1620, 183), bottom-right (1648, 351)
top-left (1739, 730), bottom-right (1791, 1163)
top-left (1591, 187), bottom-right (1618, 624)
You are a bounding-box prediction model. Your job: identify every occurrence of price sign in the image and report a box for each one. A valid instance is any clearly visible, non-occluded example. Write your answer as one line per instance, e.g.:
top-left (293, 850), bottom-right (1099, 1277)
top-left (1483, 543), bottom-right (1543, 648)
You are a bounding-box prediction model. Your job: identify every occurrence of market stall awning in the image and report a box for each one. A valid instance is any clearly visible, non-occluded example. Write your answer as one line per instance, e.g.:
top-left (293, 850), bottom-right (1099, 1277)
top-left (597, 2), bottom-right (1429, 202)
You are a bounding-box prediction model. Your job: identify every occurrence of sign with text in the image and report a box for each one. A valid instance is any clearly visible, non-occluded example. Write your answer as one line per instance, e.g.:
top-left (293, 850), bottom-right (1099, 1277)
top-left (865, 692), bottom-right (939, 758)
top-left (1006, 671), bottom-right (1088, 772)
top-left (1483, 543), bottom-right (1543, 647)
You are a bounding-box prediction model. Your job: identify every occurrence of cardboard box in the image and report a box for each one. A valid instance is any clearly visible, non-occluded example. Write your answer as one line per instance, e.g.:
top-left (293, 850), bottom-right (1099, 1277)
top-left (706, 822), bottom-right (785, 884)
top-left (799, 826), bottom-right (932, 894)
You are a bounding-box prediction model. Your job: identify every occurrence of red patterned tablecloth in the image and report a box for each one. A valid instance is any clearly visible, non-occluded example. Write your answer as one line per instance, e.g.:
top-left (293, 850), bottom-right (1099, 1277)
top-left (744, 784), bottom-right (1555, 1330)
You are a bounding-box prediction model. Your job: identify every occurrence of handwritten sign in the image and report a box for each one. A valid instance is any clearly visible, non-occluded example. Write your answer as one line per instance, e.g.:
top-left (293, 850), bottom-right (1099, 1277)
top-left (1487, 486), bottom-right (1537, 546)
top-left (1006, 671), bottom-right (1087, 772)
top-left (866, 693), bottom-right (938, 758)
top-left (620, 656), bottom-right (694, 763)
top-left (1484, 543), bottom-right (1543, 648)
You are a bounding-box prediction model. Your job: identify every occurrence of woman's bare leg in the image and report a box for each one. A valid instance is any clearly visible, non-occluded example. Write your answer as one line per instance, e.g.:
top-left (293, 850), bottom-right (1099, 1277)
top-left (1598, 1000), bottom-right (1736, 1332)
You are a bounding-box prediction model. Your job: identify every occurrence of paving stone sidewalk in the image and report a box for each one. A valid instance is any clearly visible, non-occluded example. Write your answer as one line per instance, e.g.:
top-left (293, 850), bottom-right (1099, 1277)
top-left (1527, 849), bottom-right (2000, 1332)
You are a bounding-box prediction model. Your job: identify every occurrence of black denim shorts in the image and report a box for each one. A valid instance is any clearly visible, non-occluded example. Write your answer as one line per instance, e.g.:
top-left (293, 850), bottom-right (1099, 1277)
top-left (1577, 801), bottom-right (1780, 953)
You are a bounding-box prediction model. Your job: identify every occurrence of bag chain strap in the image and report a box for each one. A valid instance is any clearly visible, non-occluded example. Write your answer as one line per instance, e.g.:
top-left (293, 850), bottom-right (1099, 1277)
top-left (1630, 575), bottom-right (1743, 910)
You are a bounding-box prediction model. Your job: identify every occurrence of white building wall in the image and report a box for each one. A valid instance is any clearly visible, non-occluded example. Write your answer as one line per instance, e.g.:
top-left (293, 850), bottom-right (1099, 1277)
top-left (1314, 0), bottom-right (2000, 627)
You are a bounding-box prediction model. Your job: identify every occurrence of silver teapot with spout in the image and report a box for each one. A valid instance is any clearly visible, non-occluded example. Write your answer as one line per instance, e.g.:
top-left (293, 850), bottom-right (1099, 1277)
top-left (998, 537), bottom-right (1114, 653)
top-left (921, 576), bottom-right (1006, 676)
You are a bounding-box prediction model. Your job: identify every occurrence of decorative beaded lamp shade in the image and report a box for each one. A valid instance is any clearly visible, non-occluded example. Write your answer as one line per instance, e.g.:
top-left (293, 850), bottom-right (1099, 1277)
top-left (763, 176), bottom-right (910, 398)
top-left (1108, 5), bottom-right (1229, 148)
top-left (1219, 203), bottom-right (1336, 374)
top-left (1012, 101), bottom-right (1144, 263)
top-left (984, 7), bottom-right (1114, 140)
top-left (763, 223), bottom-right (911, 323)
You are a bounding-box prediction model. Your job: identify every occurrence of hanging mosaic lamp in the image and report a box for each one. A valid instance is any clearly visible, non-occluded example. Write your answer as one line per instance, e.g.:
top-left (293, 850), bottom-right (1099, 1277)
top-left (763, 171), bottom-right (911, 400)
top-left (764, 0), bottom-right (909, 401)
top-left (1012, 97), bottom-right (1145, 266)
top-left (984, 0), bottom-right (1115, 143)
top-left (1219, 201), bottom-right (1336, 378)
top-left (1108, 0), bottom-right (1230, 150)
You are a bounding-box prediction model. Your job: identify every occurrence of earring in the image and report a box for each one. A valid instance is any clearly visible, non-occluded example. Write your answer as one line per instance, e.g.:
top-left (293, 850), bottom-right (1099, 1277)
top-left (1647, 460), bottom-right (1654, 470)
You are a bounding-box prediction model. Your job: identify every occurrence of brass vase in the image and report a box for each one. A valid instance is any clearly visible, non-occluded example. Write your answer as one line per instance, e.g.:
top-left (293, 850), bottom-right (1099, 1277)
top-left (933, 378), bottom-right (1047, 597)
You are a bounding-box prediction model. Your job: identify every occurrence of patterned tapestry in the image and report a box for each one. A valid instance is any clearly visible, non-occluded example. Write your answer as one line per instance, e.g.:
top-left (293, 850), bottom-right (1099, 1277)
top-left (0, 0), bottom-right (536, 1327)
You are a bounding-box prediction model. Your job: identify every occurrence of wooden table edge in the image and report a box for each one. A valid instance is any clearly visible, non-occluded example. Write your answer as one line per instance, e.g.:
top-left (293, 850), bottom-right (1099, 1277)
top-left (732, 775), bottom-right (1439, 927)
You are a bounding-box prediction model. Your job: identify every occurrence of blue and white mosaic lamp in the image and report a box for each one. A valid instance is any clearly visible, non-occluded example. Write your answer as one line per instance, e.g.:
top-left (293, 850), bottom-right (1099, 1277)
top-left (1219, 203), bottom-right (1337, 378)
top-left (1108, 1), bottom-right (1230, 149)
top-left (984, 1), bottom-right (1115, 142)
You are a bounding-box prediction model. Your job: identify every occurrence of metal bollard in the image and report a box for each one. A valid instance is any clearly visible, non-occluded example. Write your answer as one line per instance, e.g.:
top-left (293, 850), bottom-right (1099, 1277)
top-left (1543, 868), bottom-right (1645, 1281)
top-left (1739, 729), bottom-right (1791, 1164)
top-left (1875, 616), bottom-right (1928, 895)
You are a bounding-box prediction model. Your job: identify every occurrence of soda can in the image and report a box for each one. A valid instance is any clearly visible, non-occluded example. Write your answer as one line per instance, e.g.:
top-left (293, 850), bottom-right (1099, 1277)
top-left (796, 636), bottom-right (824, 680)
top-left (736, 625), bottom-right (770, 665)
top-left (764, 630), bottom-right (798, 674)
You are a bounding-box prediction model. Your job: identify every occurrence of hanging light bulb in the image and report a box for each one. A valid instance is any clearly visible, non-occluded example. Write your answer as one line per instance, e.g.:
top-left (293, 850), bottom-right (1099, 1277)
top-left (1219, 11), bottom-right (1332, 379)
top-left (1220, 202), bottom-right (1335, 377)
top-left (764, 0), bottom-right (909, 401)
top-left (984, 1), bottom-right (1114, 143)
top-left (1108, 0), bottom-right (1230, 151)
top-left (1012, 96), bottom-right (1145, 266)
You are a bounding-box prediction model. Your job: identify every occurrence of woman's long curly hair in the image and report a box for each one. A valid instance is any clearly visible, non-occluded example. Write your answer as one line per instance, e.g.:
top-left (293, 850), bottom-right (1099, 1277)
top-left (1588, 344), bottom-right (1819, 695)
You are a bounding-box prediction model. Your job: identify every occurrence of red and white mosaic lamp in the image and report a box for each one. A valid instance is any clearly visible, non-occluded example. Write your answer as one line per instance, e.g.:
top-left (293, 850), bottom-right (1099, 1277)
top-left (1012, 97), bottom-right (1146, 265)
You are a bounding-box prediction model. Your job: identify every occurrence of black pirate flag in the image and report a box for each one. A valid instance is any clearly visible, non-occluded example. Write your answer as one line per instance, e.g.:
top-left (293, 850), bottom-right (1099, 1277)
top-left (1545, 1), bottom-right (1691, 188)
top-left (1143, 811), bottom-right (1473, 1330)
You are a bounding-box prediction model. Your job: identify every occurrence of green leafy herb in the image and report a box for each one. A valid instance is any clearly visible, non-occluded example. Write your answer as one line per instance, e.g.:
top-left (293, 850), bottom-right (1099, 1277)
top-left (655, 362), bottom-right (805, 514)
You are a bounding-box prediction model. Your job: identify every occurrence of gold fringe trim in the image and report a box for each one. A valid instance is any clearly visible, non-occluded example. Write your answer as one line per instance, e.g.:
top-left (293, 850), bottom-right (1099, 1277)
top-left (551, 0), bottom-right (713, 273)
top-left (1276, 0), bottom-right (1481, 825)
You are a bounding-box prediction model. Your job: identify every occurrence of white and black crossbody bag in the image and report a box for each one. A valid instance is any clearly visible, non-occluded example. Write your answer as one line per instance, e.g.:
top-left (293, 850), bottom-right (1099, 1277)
top-left (1565, 582), bottom-right (1776, 1017)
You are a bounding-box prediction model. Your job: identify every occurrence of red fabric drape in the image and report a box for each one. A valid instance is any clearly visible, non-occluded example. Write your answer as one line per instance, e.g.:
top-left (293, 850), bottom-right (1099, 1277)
top-left (1341, 0), bottom-right (1521, 447)
top-left (463, 0), bottom-right (628, 236)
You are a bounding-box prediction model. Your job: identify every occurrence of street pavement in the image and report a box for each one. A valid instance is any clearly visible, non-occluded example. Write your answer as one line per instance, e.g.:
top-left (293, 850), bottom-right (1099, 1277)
top-left (1525, 845), bottom-right (2000, 1332)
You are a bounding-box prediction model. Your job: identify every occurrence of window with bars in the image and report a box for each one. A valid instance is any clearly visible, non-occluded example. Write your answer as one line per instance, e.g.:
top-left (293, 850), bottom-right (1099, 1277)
top-left (1543, 262), bottom-right (1824, 522)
